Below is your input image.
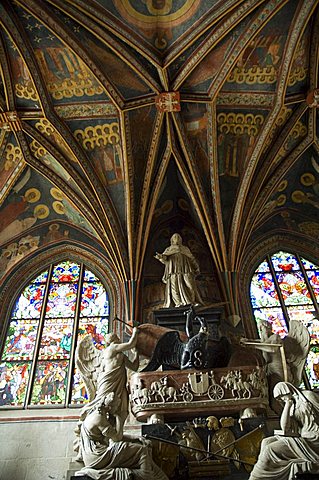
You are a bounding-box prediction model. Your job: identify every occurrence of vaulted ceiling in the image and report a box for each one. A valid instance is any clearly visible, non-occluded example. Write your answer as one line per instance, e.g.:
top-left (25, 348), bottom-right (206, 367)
top-left (0, 0), bottom-right (318, 323)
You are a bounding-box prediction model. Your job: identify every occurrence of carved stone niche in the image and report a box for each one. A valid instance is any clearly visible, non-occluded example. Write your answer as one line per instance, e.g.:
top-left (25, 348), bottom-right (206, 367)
top-left (129, 365), bottom-right (268, 423)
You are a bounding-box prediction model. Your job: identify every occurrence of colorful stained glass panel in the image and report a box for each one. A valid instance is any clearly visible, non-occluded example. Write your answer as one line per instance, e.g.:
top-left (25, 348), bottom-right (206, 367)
top-left (38, 318), bottom-right (74, 359)
top-left (0, 260), bottom-right (112, 408)
top-left (306, 271), bottom-right (319, 301)
top-left (0, 362), bottom-right (30, 406)
top-left (276, 272), bottom-right (312, 305)
top-left (250, 273), bottom-right (280, 308)
top-left (80, 283), bottom-right (109, 317)
top-left (31, 360), bottom-right (68, 405)
top-left (70, 367), bottom-right (88, 404)
top-left (253, 307), bottom-right (288, 337)
top-left (305, 345), bottom-right (319, 389)
top-left (78, 317), bottom-right (109, 346)
top-left (255, 260), bottom-right (270, 273)
top-left (51, 261), bottom-right (80, 283)
top-left (46, 283), bottom-right (77, 317)
top-left (2, 319), bottom-right (39, 361)
top-left (300, 257), bottom-right (318, 270)
top-left (12, 283), bottom-right (46, 319)
top-left (286, 306), bottom-right (317, 328)
top-left (31, 270), bottom-right (49, 283)
top-left (271, 251), bottom-right (300, 271)
top-left (84, 269), bottom-right (99, 282)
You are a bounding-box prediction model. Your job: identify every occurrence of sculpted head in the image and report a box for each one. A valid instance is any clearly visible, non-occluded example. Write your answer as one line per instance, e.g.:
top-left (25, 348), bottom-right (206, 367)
top-left (104, 332), bottom-right (120, 345)
top-left (273, 381), bottom-right (297, 400)
top-left (259, 320), bottom-right (273, 337)
top-left (170, 233), bottom-right (182, 246)
top-left (206, 415), bottom-right (219, 431)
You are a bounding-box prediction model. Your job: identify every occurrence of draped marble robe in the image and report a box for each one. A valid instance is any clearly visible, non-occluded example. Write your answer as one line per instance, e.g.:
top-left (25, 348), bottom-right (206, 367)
top-left (249, 382), bottom-right (319, 480)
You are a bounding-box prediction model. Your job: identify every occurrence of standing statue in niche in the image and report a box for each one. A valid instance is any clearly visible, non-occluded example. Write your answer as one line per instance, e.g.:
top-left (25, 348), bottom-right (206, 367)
top-left (154, 233), bottom-right (203, 308)
top-left (249, 381), bottom-right (319, 480)
top-left (75, 327), bottom-right (139, 460)
top-left (75, 392), bottom-right (168, 480)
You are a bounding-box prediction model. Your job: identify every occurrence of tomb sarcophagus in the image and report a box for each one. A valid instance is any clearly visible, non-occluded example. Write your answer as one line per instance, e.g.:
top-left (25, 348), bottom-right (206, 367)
top-left (129, 365), bottom-right (268, 422)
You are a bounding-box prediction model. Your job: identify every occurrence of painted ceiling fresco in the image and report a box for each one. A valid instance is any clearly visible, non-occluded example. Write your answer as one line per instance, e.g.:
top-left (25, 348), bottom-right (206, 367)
top-left (0, 0), bottom-right (318, 321)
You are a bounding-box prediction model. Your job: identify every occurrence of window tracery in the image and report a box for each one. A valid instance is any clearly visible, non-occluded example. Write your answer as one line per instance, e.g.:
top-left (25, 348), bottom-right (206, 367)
top-left (251, 250), bottom-right (319, 389)
top-left (0, 260), bottom-right (109, 407)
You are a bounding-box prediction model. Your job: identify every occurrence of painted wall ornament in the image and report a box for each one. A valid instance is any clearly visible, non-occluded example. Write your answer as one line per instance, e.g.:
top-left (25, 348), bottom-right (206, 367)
top-left (155, 92), bottom-right (180, 112)
top-left (0, 111), bottom-right (22, 131)
top-left (306, 88), bottom-right (319, 108)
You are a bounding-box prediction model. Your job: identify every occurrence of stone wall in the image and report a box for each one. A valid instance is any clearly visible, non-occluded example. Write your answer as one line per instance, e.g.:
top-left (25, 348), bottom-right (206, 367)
top-left (0, 411), bottom-right (78, 480)
top-left (0, 410), bottom-right (142, 480)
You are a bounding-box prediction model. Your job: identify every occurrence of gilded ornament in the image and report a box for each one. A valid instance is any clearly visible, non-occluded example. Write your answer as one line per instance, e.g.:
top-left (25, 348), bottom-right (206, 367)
top-left (15, 83), bottom-right (39, 101)
top-left (287, 66), bottom-right (307, 87)
top-left (25, 188), bottom-right (41, 203)
top-left (52, 201), bottom-right (65, 215)
top-left (35, 118), bottom-right (55, 136)
top-left (48, 78), bottom-right (103, 100)
top-left (34, 204), bottom-right (49, 219)
top-left (235, 427), bottom-right (264, 473)
top-left (276, 194), bottom-right (286, 206)
top-left (277, 180), bottom-right (288, 192)
top-left (210, 427), bottom-right (236, 458)
top-left (227, 66), bottom-right (277, 85)
top-left (4, 143), bottom-right (23, 168)
top-left (30, 140), bottom-right (47, 159)
top-left (217, 112), bottom-right (264, 136)
top-left (292, 190), bottom-right (306, 203)
top-left (50, 188), bottom-right (64, 200)
top-left (301, 173), bottom-right (315, 186)
top-left (74, 122), bottom-right (120, 150)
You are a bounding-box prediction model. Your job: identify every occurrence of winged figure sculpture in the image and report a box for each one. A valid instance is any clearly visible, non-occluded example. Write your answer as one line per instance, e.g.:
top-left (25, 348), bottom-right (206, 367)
top-left (241, 319), bottom-right (310, 386)
top-left (75, 334), bottom-right (104, 402)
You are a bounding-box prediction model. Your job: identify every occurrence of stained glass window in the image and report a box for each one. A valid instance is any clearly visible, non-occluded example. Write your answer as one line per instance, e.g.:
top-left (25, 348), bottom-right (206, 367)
top-left (0, 261), bottom-right (109, 408)
top-left (250, 251), bottom-right (319, 389)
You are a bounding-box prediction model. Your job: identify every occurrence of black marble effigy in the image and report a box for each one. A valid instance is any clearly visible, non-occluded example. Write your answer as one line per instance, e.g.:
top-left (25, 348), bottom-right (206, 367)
top-left (153, 305), bottom-right (222, 340)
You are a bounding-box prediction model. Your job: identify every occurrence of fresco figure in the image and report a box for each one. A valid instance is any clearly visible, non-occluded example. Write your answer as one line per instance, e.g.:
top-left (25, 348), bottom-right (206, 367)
top-left (75, 392), bottom-right (168, 480)
top-left (154, 233), bottom-right (203, 308)
top-left (249, 382), bottom-right (319, 480)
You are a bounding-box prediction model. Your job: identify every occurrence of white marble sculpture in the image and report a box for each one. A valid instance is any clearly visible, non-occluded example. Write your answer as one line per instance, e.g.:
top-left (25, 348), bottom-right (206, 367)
top-left (241, 319), bottom-right (310, 386)
top-left (249, 381), bottom-right (319, 480)
top-left (154, 233), bottom-right (203, 308)
top-left (75, 392), bottom-right (168, 480)
top-left (75, 327), bottom-right (139, 455)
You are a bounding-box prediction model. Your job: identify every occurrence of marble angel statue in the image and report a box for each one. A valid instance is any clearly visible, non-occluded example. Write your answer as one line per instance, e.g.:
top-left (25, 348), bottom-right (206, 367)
top-left (74, 327), bottom-right (139, 459)
top-left (249, 381), bottom-right (319, 480)
top-left (75, 391), bottom-right (168, 480)
top-left (240, 319), bottom-right (310, 387)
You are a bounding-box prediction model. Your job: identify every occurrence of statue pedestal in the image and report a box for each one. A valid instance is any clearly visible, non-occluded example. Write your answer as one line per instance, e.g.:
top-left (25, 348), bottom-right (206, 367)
top-left (153, 306), bottom-right (222, 340)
